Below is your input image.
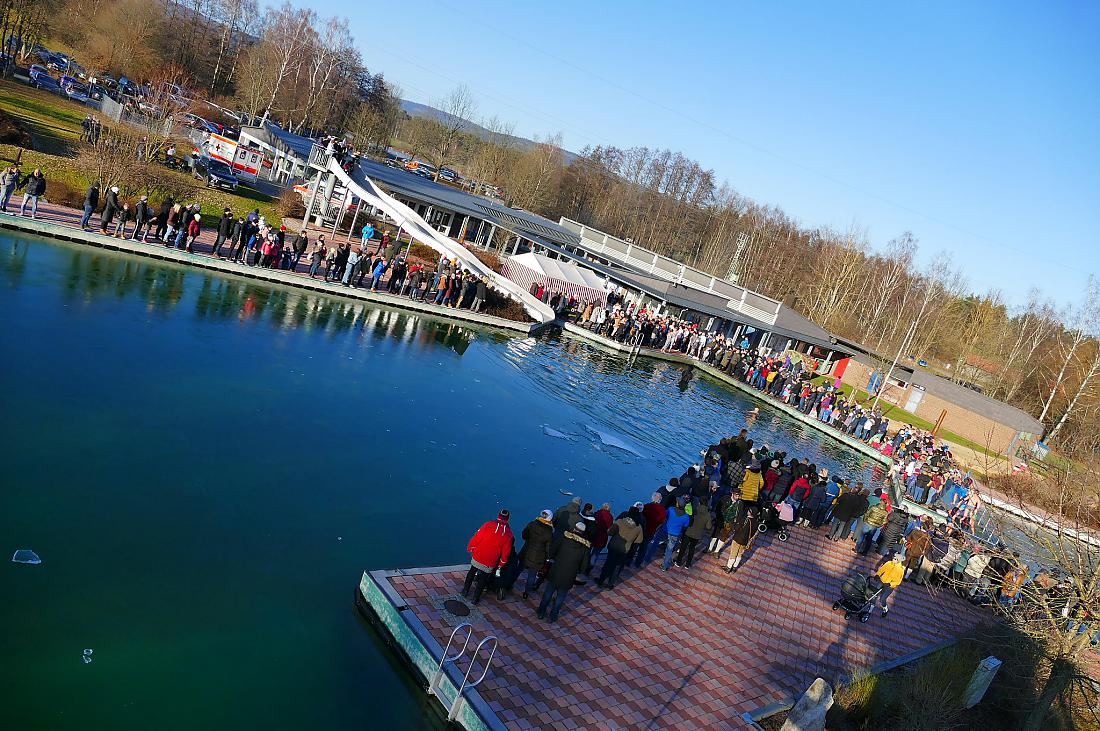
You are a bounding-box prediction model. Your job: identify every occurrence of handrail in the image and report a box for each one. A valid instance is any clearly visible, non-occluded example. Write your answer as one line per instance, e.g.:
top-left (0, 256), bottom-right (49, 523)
top-left (427, 622), bottom-right (473, 698)
top-left (447, 635), bottom-right (498, 722)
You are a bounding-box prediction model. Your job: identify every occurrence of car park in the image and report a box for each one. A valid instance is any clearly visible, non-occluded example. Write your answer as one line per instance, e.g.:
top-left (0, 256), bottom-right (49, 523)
top-left (61, 78), bottom-right (90, 103)
top-left (438, 167), bottom-right (458, 183)
top-left (192, 155), bottom-right (239, 191)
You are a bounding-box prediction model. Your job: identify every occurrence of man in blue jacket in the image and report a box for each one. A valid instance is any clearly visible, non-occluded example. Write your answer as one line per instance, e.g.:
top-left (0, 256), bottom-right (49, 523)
top-left (662, 498), bottom-right (692, 571)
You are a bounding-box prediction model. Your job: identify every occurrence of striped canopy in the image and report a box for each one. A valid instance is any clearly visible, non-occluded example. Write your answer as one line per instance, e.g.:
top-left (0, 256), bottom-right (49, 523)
top-left (501, 252), bottom-right (610, 306)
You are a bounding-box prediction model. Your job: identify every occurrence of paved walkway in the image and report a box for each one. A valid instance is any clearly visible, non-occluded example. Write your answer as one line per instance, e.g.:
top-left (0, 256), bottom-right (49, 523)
top-left (0, 200), bottom-right (539, 334)
top-left (384, 525), bottom-right (987, 730)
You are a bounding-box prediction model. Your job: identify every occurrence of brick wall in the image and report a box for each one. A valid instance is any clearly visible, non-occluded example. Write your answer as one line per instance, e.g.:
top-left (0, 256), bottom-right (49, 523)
top-left (912, 391), bottom-right (1017, 454)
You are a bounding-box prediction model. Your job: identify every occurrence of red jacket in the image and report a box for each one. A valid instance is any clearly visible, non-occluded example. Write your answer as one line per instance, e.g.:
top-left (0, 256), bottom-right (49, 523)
top-left (467, 520), bottom-right (512, 570)
top-left (593, 508), bottom-right (614, 550)
top-left (641, 503), bottom-right (667, 539)
top-left (788, 476), bottom-right (812, 502)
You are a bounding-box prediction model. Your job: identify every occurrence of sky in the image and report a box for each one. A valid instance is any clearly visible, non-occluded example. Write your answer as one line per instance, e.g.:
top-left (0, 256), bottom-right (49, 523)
top-left (302, 0), bottom-right (1098, 310)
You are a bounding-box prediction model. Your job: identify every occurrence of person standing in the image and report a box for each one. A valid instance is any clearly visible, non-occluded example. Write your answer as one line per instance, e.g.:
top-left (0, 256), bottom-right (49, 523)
top-left (677, 498), bottom-right (713, 568)
top-left (829, 486), bottom-right (869, 541)
top-left (342, 246), bottom-right (360, 285)
top-left (212, 208), bottom-right (234, 258)
top-left (291, 229), bottom-right (308, 270)
top-left (597, 513), bottom-right (641, 589)
top-left (723, 504), bottom-right (758, 573)
top-left (517, 510), bottom-right (553, 600)
top-left (471, 277), bottom-right (488, 312)
top-left (0, 165), bottom-right (19, 212)
top-left (112, 202), bottom-right (131, 238)
top-left (637, 493), bottom-right (667, 566)
top-left (132, 196), bottom-right (151, 241)
top-left (99, 185), bottom-right (120, 234)
top-left (185, 213), bottom-right (201, 252)
top-left (661, 498), bottom-right (691, 571)
top-left (903, 516), bottom-right (934, 580)
top-left (80, 181), bottom-right (100, 230)
top-left (462, 509), bottom-right (513, 605)
top-left (155, 197), bottom-right (173, 241)
top-left (537, 520), bottom-right (591, 623)
top-left (874, 552), bottom-right (905, 616)
top-left (308, 237), bottom-right (326, 278)
top-left (18, 168), bottom-right (47, 219)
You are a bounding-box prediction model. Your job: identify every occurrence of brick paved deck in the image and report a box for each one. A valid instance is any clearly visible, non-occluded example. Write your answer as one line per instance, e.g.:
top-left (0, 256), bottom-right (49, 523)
top-left (371, 525), bottom-right (988, 730)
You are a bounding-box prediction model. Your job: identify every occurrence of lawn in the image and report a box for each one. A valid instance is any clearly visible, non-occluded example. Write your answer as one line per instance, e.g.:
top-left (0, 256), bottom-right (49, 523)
top-left (0, 79), bottom-right (87, 155)
top-left (0, 78), bottom-right (282, 222)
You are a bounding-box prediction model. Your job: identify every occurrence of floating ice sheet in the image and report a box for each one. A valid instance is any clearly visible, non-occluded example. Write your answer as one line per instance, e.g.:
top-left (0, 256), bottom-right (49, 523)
top-left (542, 425), bottom-right (576, 441)
top-left (11, 550), bottom-right (41, 565)
top-left (584, 425), bottom-right (646, 457)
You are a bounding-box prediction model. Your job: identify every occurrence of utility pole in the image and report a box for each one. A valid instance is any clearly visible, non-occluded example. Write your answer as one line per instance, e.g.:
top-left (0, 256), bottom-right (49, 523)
top-left (872, 319), bottom-right (917, 412)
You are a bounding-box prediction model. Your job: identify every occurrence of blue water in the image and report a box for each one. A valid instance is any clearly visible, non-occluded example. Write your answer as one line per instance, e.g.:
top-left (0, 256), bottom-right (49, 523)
top-left (0, 233), bottom-right (878, 729)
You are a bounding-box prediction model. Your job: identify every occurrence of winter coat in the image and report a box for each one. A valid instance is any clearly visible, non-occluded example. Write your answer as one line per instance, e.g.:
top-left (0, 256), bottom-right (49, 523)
top-left (187, 218), bottom-right (201, 237)
top-left (157, 200), bottom-right (173, 225)
top-left (218, 213), bottom-right (234, 236)
top-left (685, 503), bottom-right (714, 540)
top-left (0, 170), bottom-right (18, 190)
top-left (21, 172), bottom-right (46, 196)
top-left (134, 201), bottom-right (150, 224)
top-left (730, 507), bottom-right (757, 547)
top-left (102, 190), bottom-right (120, 223)
top-left (878, 511), bottom-right (908, 552)
top-left (641, 502), bottom-right (667, 538)
top-left (863, 502), bottom-right (889, 528)
top-left (553, 502), bottom-right (582, 536)
top-left (467, 519), bottom-right (513, 572)
top-left (546, 529), bottom-right (590, 590)
top-left (519, 518), bottom-right (553, 569)
top-left (788, 476), bottom-right (812, 503)
top-left (831, 491), bottom-right (868, 523)
top-left (83, 185), bottom-right (100, 209)
top-left (905, 528), bottom-right (932, 560)
top-left (665, 506), bottom-right (691, 537)
top-left (592, 508), bottom-right (614, 551)
top-left (739, 469), bottom-right (764, 503)
top-left (607, 517), bottom-right (642, 554)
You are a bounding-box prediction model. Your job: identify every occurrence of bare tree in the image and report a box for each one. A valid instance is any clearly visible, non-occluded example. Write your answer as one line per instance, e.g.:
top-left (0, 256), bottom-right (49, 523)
top-left (1038, 276), bottom-right (1100, 424)
top-left (428, 84), bottom-right (476, 180)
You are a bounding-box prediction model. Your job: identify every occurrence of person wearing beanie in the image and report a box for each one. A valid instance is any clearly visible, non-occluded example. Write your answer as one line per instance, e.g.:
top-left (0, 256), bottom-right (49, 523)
top-left (462, 509), bottom-right (513, 605)
top-left (517, 510), bottom-right (554, 599)
top-left (537, 519), bottom-right (591, 623)
top-left (739, 459), bottom-right (764, 510)
top-left (598, 511), bottom-right (641, 589)
top-left (100, 184), bottom-right (120, 233)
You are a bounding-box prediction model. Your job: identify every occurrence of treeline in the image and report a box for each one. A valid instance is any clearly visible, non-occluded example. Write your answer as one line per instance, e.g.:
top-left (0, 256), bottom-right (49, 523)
top-left (400, 108), bottom-right (1097, 451)
top-left (17, 0), bottom-right (400, 144)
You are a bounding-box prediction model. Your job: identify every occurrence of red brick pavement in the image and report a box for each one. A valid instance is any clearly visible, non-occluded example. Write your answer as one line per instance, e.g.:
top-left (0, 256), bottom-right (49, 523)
top-left (389, 526), bottom-right (989, 730)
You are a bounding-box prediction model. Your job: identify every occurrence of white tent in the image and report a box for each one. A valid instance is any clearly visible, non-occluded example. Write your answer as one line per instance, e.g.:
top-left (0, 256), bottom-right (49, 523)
top-left (502, 252), bottom-right (610, 305)
top-left (325, 158), bottom-right (556, 324)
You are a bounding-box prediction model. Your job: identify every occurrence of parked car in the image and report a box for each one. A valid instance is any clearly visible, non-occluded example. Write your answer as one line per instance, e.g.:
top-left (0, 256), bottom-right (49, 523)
top-left (28, 65), bottom-right (61, 93)
top-left (192, 155), bottom-right (239, 191)
top-left (61, 79), bottom-right (89, 103)
top-left (87, 84), bottom-right (106, 101)
top-left (438, 167), bottom-right (458, 183)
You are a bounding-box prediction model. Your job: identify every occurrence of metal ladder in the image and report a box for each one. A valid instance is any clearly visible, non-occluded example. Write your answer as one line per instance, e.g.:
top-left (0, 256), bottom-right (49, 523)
top-left (427, 623), bottom-right (499, 723)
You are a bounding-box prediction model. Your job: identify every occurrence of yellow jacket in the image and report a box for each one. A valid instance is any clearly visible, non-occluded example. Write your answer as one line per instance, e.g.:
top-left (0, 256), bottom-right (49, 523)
top-left (740, 470), bottom-right (763, 502)
top-left (876, 561), bottom-right (904, 588)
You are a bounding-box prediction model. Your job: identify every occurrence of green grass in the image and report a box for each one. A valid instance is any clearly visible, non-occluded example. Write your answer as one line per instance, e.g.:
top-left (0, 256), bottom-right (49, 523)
top-left (0, 79), bottom-right (86, 155)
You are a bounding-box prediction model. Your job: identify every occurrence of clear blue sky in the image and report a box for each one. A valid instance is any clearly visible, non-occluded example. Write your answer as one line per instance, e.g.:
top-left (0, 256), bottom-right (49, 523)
top-left (303, 0), bottom-right (1098, 309)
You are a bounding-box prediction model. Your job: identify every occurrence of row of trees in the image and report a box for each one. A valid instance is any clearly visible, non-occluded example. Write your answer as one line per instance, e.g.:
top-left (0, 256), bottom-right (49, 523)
top-left (38, 0), bottom-right (400, 141)
top-left (391, 105), bottom-right (1098, 450)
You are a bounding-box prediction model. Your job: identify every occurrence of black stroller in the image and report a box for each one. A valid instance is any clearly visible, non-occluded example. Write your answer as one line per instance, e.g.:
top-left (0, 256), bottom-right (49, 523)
top-left (757, 501), bottom-right (791, 542)
top-left (831, 573), bottom-right (884, 623)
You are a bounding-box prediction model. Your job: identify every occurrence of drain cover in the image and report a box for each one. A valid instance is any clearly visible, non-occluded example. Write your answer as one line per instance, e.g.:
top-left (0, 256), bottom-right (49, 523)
top-left (443, 599), bottom-right (471, 616)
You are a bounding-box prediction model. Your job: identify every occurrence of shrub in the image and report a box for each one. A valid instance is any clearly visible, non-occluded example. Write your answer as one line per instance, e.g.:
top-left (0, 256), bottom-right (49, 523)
top-left (277, 188), bottom-right (305, 219)
top-left (470, 247), bottom-right (504, 273)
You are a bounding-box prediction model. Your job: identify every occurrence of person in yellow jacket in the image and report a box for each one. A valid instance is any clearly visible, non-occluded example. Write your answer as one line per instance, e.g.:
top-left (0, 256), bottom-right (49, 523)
top-left (874, 552), bottom-right (905, 616)
top-left (739, 459), bottom-right (764, 508)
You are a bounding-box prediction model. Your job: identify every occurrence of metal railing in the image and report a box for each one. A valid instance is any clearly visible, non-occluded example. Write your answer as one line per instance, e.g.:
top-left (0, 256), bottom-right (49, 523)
top-left (426, 621), bottom-right (499, 723)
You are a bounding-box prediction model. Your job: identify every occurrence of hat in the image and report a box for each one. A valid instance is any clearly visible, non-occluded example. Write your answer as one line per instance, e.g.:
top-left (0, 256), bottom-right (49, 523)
top-left (633, 501), bottom-right (643, 509)
top-left (539, 509), bottom-right (553, 521)
top-left (749, 459), bottom-right (761, 470)
top-left (140, 195), bottom-right (147, 201)
top-left (574, 520), bottom-right (587, 531)
top-left (498, 509), bottom-right (510, 522)
top-left (194, 214), bottom-right (201, 221)
top-left (110, 186), bottom-right (119, 193)
top-left (570, 496), bottom-right (581, 506)
top-left (770, 460), bottom-right (779, 468)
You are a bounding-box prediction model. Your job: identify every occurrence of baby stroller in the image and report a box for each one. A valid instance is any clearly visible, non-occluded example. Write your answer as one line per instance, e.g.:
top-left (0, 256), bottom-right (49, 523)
top-left (831, 573), bottom-right (884, 623)
top-left (757, 500), bottom-right (793, 542)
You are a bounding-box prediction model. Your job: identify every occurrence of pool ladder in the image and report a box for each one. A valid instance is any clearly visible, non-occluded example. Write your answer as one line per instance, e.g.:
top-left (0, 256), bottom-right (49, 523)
top-left (427, 622), bottom-right (498, 723)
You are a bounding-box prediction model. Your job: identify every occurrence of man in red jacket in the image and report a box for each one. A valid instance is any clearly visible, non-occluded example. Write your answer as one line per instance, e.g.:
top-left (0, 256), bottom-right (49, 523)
top-left (462, 509), bottom-right (513, 605)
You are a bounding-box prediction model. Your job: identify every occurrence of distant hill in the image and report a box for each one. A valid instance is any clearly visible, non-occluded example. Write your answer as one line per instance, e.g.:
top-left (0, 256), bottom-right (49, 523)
top-left (400, 99), bottom-right (578, 165)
